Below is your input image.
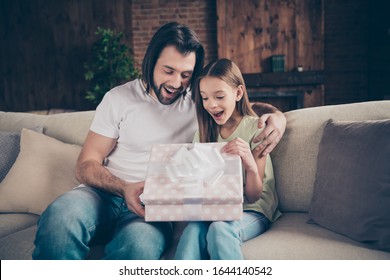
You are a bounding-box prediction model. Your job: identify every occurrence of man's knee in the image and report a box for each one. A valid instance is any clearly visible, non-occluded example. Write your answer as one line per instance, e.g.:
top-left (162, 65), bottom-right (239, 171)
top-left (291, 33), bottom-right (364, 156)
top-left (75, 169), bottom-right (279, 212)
top-left (105, 221), bottom-right (172, 260)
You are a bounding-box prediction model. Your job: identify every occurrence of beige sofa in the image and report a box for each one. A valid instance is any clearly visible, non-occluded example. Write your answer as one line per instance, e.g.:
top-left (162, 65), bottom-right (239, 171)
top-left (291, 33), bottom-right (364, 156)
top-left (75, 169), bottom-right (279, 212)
top-left (0, 101), bottom-right (389, 260)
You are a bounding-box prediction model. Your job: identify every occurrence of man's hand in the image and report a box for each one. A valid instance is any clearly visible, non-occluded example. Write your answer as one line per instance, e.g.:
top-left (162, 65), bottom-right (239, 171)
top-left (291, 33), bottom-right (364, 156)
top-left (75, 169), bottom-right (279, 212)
top-left (254, 111), bottom-right (286, 156)
top-left (122, 181), bottom-right (145, 217)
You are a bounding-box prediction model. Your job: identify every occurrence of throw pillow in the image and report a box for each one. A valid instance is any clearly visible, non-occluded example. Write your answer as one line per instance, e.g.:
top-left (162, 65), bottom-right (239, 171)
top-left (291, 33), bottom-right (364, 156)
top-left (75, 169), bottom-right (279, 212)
top-left (0, 128), bottom-right (82, 215)
top-left (309, 119), bottom-right (390, 252)
top-left (0, 127), bottom-right (43, 182)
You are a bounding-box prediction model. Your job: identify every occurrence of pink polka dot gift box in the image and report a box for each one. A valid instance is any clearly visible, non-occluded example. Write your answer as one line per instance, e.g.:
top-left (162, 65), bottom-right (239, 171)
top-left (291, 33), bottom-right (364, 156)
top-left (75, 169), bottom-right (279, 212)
top-left (141, 142), bottom-right (243, 221)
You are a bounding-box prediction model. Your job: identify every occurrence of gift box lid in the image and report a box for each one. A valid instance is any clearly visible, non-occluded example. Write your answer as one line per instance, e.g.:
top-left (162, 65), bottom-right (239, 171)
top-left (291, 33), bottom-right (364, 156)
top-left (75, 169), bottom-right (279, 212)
top-left (141, 142), bottom-right (243, 205)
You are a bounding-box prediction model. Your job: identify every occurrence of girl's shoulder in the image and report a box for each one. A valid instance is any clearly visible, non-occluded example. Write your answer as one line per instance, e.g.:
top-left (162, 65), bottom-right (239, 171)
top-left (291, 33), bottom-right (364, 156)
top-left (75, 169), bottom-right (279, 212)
top-left (239, 115), bottom-right (266, 150)
top-left (240, 115), bottom-right (260, 132)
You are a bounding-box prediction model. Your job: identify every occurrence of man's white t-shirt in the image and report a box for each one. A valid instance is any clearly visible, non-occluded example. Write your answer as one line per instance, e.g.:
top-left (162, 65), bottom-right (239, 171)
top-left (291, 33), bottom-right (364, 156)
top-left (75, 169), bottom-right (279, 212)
top-left (90, 79), bottom-right (197, 182)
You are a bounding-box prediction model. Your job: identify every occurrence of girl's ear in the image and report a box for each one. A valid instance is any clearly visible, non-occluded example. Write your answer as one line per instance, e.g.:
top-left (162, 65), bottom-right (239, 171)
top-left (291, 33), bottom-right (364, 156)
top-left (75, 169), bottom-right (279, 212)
top-left (236, 85), bottom-right (244, 101)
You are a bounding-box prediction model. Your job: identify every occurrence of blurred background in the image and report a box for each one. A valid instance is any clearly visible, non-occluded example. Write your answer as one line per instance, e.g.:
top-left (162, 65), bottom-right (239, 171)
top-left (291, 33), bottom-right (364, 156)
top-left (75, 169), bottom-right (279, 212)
top-left (1, 0), bottom-right (389, 112)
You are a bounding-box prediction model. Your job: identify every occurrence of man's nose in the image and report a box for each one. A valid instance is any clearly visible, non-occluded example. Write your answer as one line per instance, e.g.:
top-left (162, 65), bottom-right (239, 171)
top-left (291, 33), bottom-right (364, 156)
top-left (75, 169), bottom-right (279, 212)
top-left (171, 74), bottom-right (182, 89)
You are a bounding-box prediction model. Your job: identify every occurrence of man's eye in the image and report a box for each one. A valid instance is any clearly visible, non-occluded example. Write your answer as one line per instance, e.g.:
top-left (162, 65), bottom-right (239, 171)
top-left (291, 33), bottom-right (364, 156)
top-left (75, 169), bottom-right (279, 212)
top-left (165, 70), bottom-right (173, 75)
top-left (182, 74), bottom-right (191, 79)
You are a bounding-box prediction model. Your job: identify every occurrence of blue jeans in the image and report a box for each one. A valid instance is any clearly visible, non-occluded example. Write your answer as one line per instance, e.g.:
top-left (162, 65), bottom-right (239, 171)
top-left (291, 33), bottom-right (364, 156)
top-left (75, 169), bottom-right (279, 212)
top-left (174, 211), bottom-right (270, 260)
top-left (32, 186), bottom-right (172, 260)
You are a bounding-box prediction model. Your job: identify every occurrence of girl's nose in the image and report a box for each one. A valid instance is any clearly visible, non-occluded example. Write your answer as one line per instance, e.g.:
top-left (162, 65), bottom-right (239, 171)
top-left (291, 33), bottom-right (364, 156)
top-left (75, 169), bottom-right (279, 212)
top-left (209, 100), bottom-right (218, 108)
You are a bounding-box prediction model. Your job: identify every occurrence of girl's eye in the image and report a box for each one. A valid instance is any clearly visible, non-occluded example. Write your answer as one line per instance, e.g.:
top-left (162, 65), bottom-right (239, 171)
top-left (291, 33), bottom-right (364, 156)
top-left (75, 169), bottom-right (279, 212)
top-left (202, 97), bottom-right (208, 101)
top-left (216, 96), bottom-right (225, 99)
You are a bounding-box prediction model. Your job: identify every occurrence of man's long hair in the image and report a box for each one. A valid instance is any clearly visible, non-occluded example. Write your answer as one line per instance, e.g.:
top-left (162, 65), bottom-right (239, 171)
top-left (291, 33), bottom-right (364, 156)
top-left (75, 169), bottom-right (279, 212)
top-left (142, 22), bottom-right (205, 97)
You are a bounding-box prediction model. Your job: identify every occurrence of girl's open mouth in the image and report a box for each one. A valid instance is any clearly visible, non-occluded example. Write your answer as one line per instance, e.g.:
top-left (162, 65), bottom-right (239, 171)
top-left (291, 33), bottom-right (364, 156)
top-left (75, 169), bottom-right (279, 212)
top-left (212, 111), bottom-right (224, 120)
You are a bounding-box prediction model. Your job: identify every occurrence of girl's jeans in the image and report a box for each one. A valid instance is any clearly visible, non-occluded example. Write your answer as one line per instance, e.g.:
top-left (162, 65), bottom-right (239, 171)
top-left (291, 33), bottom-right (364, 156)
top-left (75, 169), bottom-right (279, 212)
top-left (32, 185), bottom-right (172, 260)
top-left (174, 211), bottom-right (270, 260)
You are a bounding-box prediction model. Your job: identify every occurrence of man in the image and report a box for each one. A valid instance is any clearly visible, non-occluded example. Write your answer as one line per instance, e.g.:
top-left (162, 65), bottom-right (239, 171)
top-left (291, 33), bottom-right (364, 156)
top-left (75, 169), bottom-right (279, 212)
top-left (33, 22), bottom-right (286, 260)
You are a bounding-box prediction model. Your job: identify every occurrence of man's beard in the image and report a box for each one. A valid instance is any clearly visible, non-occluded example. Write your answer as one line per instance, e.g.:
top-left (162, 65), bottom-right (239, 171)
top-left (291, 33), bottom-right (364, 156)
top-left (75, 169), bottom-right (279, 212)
top-left (152, 82), bottom-right (186, 105)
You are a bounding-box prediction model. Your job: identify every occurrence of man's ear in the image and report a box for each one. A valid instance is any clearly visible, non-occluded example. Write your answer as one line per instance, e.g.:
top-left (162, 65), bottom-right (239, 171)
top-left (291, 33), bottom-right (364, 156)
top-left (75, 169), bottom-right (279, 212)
top-left (236, 85), bottom-right (244, 101)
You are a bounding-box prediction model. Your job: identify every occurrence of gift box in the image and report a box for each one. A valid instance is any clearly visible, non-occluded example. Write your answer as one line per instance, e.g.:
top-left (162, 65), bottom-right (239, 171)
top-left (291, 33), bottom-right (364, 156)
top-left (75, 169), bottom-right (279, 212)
top-left (142, 142), bottom-right (243, 221)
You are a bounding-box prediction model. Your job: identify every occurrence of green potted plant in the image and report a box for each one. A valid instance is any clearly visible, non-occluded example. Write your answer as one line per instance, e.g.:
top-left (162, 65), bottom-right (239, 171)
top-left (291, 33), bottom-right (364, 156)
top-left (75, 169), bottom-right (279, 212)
top-left (84, 27), bottom-right (140, 105)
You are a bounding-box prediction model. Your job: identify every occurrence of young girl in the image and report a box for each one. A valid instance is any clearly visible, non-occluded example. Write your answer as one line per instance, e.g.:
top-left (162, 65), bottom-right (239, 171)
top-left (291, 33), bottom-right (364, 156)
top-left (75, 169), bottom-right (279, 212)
top-left (174, 58), bottom-right (281, 260)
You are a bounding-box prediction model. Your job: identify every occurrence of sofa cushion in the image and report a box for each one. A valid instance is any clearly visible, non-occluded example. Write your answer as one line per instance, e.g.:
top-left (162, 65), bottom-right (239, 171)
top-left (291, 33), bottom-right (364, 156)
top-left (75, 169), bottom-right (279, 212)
top-left (0, 127), bottom-right (43, 182)
top-left (0, 213), bottom-right (39, 239)
top-left (309, 119), bottom-right (390, 251)
top-left (0, 128), bottom-right (82, 215)
top-left (0, 110), bottom-right (94, 146)
top-left (271, 101), bottom-right (390, 212)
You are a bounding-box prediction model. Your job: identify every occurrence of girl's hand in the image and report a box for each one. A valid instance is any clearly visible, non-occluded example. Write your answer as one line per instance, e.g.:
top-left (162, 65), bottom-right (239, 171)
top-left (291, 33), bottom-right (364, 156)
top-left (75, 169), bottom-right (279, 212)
top-left (221, 138), bottom-right (258, 174)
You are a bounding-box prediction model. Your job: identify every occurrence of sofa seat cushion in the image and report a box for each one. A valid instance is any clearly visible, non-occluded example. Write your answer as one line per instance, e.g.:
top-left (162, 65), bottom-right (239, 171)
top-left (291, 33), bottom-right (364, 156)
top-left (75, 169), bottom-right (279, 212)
top-left (242, 213), bottom-right (390, 260)
top-left (0, 225), bottom-right (37, 260)
top-left (0, 213), bottom-right (39, 239)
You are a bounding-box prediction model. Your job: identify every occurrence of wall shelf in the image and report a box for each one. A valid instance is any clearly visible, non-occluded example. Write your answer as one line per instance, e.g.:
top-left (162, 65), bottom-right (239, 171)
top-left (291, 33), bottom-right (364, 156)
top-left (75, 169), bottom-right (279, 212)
top-left (243, 70), bottom-right (325, 88)
top-left (243, 71), bottom-right (325, 111)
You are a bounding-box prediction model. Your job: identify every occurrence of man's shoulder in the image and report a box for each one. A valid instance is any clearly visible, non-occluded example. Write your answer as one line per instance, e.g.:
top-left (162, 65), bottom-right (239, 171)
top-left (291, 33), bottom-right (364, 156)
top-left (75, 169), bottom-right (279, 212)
top-left (110, 79), bottom-right (143, 95)
top-left (105, 79), bottom-right (146, 102)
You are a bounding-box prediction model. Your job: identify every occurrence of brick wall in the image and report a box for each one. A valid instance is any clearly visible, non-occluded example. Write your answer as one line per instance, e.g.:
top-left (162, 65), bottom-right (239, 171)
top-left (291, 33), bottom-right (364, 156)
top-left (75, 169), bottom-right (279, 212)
top-left (131, 0), bottom-right (217, 70)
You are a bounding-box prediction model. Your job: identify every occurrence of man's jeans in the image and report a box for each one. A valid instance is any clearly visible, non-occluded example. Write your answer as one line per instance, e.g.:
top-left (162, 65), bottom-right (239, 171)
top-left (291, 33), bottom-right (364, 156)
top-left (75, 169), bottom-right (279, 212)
top-left (174, 211), bottom-right (270, 260)
top-left (32, 185), bottom-right (172, 260)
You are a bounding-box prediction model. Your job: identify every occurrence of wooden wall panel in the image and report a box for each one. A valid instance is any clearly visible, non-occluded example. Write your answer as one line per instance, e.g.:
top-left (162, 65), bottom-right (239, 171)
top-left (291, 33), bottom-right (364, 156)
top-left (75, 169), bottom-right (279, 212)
top-left (217, 0), bottom-right (323, 73)
top-left (217, 0), bottom-right (324, 110)
top-left (0, 0), bottom-right (133, 112)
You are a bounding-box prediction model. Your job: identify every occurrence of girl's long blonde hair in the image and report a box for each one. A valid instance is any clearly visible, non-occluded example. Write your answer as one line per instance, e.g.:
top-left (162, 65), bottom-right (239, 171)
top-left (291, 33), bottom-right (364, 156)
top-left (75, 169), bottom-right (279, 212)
top-left (194, 58), bottom-right (256, 142)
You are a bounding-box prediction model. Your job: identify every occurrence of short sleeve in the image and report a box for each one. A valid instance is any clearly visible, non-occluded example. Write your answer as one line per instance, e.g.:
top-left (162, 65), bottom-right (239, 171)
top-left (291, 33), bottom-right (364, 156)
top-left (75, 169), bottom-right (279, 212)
top-left (90, 91), bottom-right (120, 139)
